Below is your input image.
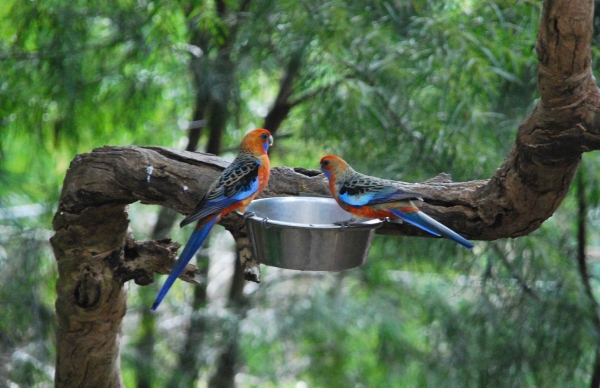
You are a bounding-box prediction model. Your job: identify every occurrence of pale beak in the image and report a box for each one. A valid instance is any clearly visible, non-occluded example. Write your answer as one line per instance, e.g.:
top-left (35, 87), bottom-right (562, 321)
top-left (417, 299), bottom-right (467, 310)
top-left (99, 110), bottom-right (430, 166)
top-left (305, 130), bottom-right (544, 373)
top-left (268, 135), bottom-right (274, 146)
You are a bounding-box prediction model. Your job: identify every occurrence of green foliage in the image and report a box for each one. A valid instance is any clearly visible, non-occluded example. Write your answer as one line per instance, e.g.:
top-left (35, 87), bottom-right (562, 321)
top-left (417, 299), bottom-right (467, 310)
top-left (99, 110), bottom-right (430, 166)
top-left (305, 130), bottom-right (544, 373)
top-left (0, 228), bottom-right (56, 386)
top-left (300, 0), bottom-right (539, 181)
top-left (242, 228), bottom-right (595, 387)
top-left (0, 0), bottom-right (190, 204)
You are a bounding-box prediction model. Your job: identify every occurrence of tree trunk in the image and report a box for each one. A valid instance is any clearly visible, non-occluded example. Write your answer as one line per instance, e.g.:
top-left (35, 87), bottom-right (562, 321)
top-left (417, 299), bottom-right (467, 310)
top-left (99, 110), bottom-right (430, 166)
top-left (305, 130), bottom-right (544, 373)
top-left (167, 251), bottom-right (210, 388)
top-left (574, 170), bottom-right (600, 388)
top-left (52, 205), bottom-right (129, 388)
top-left (50, 0), bottom-right (600, 385)
top-left (170, 19), bottom-right (235, 387)
top-left (262, 46), bottom-right (306, 138)
top-left (133, 206), bottom-right (178, 388)
top-left (207, 235), bottom-right (250, 388)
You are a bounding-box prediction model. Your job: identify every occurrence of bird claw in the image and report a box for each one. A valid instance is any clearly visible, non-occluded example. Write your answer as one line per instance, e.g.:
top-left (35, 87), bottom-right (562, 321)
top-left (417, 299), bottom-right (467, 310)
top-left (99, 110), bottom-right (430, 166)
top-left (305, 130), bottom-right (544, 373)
top-left (242, 211), bottom-right (271, 229)
top-left (334, 218), bottom-right (356, 228)
top-left (386, 217), bottom-right (404, 224)
top-left (334, 218), bottom-right (372, 230)
top-left (243, 211), bottom-right (256, 219)
top-left (261, 217), bottom-right (271, 229)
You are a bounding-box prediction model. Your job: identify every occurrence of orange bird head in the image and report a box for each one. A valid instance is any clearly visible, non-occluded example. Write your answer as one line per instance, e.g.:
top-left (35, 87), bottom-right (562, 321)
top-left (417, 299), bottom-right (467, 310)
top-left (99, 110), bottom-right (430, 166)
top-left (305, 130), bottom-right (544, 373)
top-left (240, 128), bottom-right (273, 154)
top-left (319, 154), bottom-right (352, 182)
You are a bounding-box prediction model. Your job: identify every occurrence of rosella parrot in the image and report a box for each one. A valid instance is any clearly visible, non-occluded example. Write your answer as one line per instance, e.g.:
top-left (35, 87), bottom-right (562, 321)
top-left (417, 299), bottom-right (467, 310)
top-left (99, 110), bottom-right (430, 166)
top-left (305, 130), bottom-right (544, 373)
top-left (152, 128), bottom-right (273, 310)
top-left (319, 155), bottom-right (473, 249)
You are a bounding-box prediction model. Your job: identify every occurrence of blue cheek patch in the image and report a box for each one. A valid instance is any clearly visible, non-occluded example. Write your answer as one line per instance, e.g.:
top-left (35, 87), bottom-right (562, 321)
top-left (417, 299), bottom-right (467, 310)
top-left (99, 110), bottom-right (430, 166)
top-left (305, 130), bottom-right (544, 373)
top-left (262, 141), bottom-right (269, 153)
top-left (323, 169), bottom-right (332, 180)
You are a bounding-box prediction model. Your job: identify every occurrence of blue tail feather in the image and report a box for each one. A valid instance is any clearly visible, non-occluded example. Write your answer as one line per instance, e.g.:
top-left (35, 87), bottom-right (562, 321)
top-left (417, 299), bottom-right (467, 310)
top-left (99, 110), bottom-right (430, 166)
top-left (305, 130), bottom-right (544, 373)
top-left (151, 216), bottom-right (218, 310)
top-left (390, 209), bottom-right (441, 237)
top-left (389, 209), bottom-right (473, 250)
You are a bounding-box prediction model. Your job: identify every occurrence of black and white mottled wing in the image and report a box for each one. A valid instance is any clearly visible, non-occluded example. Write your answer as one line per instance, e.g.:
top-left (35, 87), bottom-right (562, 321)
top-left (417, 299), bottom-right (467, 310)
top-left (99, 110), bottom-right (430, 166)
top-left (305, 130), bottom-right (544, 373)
top-left (338, 173), bottom-right (424, 206)
top-left (180, 156), bottom-right (261, 227)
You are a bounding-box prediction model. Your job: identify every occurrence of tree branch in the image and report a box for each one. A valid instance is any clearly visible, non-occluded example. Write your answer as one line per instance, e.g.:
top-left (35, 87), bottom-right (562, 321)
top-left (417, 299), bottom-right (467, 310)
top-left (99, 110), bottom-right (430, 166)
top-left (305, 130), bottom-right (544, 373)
top-left (50, 0), bottom-right (600, 385)
top-left (262, 47), bottom-right (305, 136)
top-left (120, 233), bottom-right (200, 286)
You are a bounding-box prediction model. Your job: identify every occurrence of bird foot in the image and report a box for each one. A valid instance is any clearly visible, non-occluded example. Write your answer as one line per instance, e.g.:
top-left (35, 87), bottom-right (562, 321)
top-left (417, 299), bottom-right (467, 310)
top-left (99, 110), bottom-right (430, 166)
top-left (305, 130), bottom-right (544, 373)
top-left (334, 218), bottom-right (357, 227)
top-left (334, 218), bottom-right (373, 229)
top-left (260, 217), bottom-right (271, 229)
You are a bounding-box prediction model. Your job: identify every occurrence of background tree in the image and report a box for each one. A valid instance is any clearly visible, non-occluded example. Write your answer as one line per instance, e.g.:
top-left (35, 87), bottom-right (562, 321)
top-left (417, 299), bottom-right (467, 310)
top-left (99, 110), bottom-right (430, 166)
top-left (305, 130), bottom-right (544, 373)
top-left (3, 0), bottom-right (600, 387)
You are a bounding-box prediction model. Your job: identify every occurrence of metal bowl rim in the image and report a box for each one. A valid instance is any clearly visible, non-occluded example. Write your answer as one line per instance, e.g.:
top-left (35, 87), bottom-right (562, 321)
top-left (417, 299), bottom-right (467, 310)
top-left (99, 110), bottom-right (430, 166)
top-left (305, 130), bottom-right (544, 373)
top-left (237, 197), bottom-right (382, 230)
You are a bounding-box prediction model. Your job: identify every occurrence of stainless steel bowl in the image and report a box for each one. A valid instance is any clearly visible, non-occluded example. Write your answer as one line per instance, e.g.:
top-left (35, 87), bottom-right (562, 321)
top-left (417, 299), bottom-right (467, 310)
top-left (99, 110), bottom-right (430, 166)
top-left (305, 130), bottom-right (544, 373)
top-left (240, 197), bottom-right (382, 271)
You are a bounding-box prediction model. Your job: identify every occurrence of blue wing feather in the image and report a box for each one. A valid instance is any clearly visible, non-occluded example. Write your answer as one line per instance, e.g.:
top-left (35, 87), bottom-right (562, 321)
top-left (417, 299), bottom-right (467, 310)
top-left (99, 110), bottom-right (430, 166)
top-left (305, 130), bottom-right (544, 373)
top-left (337, 173), bottom-right (424, 207)
top-left (339, 191), bottom-right (375, 206)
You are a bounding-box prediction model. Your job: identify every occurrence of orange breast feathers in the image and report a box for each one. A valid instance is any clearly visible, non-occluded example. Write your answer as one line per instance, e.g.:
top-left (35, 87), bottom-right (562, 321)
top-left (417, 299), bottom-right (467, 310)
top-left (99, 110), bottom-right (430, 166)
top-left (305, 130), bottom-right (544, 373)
top-left (342, 202), bottom-right (420, 220)
top-left (347, 206), bottom-right (393, 220)
top-left (257, 153), bottom-right (271, 193)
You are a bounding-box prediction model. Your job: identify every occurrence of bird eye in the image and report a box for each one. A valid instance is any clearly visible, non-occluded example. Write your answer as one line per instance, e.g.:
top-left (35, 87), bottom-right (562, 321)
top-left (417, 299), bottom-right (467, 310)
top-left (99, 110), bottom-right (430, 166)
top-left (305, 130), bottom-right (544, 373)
top-left (322, 160), bottom-right (330, 166)
top-left (261, 133), bottom-right (268, 139)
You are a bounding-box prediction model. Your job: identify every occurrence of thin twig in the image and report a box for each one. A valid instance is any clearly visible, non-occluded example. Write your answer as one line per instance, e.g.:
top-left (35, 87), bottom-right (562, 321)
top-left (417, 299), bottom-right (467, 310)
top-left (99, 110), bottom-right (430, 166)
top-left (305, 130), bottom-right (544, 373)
top-left (490, 243), bottom-right (540, 301)
top-left (575, 170), bottom-right (600, 388)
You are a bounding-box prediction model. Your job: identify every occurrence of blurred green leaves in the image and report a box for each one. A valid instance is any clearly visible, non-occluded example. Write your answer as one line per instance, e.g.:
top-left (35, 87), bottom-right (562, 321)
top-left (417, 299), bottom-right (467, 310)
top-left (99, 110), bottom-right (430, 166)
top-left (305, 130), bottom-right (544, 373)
top-left (2, 0), bottom-right (600, 387)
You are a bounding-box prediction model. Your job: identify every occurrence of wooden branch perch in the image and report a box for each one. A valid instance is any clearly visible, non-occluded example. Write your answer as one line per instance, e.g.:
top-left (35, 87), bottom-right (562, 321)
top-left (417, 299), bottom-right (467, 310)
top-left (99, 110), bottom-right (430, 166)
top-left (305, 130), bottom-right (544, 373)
top-left (50, 0), bottom-right (599, 386)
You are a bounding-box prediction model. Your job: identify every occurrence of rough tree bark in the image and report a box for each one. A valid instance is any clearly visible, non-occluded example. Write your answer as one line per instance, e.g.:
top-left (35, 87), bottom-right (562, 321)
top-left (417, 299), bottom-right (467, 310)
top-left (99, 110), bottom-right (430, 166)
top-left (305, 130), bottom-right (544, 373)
top-left (50, 0), bottom-right (600, 386)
